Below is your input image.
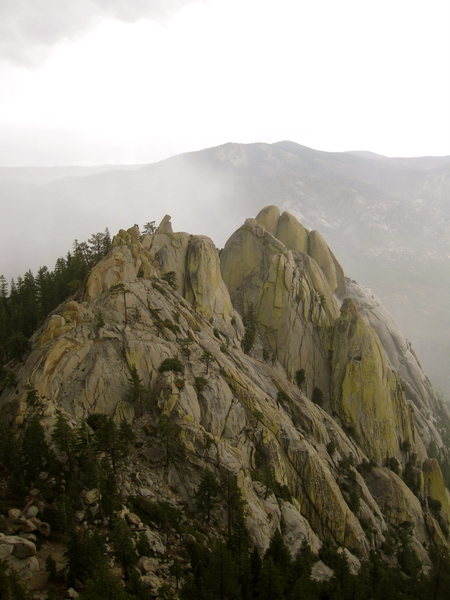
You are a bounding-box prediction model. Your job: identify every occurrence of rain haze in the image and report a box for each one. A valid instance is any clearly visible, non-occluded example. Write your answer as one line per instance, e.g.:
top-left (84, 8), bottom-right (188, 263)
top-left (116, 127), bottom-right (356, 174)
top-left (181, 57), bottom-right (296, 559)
top-left (1, 0), bottom-right (450, 392)
top-left (1, 0), bottom-right (449, 167)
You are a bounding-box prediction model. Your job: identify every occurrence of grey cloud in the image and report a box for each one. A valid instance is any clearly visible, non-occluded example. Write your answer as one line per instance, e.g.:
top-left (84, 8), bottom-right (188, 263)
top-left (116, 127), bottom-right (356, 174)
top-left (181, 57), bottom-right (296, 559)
top-left (0, 0), bottom-right (195, 65)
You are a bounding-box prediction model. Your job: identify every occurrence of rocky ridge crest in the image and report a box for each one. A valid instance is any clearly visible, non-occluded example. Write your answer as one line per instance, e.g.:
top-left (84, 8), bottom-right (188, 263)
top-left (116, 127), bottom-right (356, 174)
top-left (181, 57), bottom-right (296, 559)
top-left (1, 207), bottom-right (450, 586)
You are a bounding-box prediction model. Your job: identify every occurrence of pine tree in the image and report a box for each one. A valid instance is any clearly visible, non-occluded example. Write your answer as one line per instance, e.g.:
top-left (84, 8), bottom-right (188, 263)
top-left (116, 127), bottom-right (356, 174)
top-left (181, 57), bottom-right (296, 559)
top-left (110, 283), bottom-right (128, 324)
top-left (54, 493), bottom-right (75, 535)
top-left (200, 350), bottom-right (213, 374)
top-left (256, 557), bottom-right (284, 600)
top-left (110, 518), bottom-right (139, 581)
top-left (80, 568), bottom-right (131, 600)
top-left (0, 560), bottom-right (31, 600)
top-left (264, 530), bottom-right (291, 574)
top-left (52, 413), bottom-right (76, 466)
top-left (203, 541), bottom-right (240, 600)
top-left (158, 413), bottom-right (185, 476)
top-left (66, 529), bottom-right (107, 586)
top-left (195, 470), bottom-right (221, 522)
top-left (0, 417), bottom-right (25, 496)
top-left (35, 266), bottom-right (54, 318)
top-left (220, 471), bottom-right (248, 555)
top-left (22, 415), bottom-right (53, 484)
top-left (126, 364), bottom-right (148, 417)
top-left (88, 414), bottom-right (130, 474)
top-left (102, 228), bottom-right (112, 254)
top-left (99, 457), bottom-right (121, 517)
top-left (242, 303), bottom-right (256, 353)
top-left (143, 221), bottom-right (156, 234)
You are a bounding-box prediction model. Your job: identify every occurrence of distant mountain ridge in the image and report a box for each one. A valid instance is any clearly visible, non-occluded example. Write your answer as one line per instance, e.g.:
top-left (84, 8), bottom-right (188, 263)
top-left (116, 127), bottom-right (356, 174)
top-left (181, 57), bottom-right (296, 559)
top-left (1, 141), bottom-right (450, 391)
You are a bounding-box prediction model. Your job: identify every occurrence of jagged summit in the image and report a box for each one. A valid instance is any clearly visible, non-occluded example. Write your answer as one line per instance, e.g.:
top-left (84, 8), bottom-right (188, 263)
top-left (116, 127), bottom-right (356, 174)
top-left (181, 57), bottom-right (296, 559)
top-left (1, 207), bottom-right (450, 594)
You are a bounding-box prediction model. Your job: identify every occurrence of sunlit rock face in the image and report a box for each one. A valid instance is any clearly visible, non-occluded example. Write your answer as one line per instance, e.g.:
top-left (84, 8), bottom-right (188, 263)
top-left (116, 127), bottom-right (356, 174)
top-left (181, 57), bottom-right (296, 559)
top-left (330, 298), bottom-right (420, 465)
top-left (2, 207), bottom-right (449, 562)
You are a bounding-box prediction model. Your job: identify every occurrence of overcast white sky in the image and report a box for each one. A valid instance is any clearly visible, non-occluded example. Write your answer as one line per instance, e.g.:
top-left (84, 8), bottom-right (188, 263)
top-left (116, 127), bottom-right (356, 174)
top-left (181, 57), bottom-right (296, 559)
top-left (0, 0), bottom-right (449, 165)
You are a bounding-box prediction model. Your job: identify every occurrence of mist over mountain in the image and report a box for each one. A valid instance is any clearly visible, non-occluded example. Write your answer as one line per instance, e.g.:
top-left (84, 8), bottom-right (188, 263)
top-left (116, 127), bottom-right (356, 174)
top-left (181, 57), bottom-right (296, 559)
top-left (1, 141), bottom-right (450, 392)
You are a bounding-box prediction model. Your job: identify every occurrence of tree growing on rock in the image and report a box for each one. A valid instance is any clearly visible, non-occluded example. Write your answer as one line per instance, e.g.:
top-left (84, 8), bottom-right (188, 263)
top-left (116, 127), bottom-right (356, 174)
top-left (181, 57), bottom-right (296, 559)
top-left (109, 283), bottom-right (129, 324)
top-left (110, 518), bottom-right (139, 581)
top-left (143, 221), bottom-right (156, 234)
top-left (242, 303), bottom-right (257, 354)
top-left (22, 415), bottom-right (56, 485)
top-left (126, 364), bottom-right (149, 417)
top-left (200, 350), bottom-right (213, 375)
top-left (158, 414), bottom-right (185, 479)
top-left (195, 470), bottom-right (221, 522)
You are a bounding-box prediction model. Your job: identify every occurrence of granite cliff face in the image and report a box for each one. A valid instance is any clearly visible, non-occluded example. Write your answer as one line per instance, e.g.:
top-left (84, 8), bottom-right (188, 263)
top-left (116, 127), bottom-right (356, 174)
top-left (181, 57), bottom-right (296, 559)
top-left (1, 207), bottom-right (450, 579)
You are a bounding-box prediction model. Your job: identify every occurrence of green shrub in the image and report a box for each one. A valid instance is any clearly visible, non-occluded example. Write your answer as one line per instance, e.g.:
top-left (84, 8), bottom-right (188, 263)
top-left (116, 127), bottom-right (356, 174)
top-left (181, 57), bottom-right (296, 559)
top-left (384, 456), bottom-right (400, 475)
top-left (194, 377), bottom-right (208, 395)
top-left (277, 390), bottom-right (290, 404)
top-left (45, 554), bottom-right (58, 581)
top-left (162, 319), bottom-right (180, 334)
top-left (348, 489), bottom-right (360, 513)
top-left (242, 304), bottom-right (256, 353)
top-left (130, 497), bottom-right (182, 532)
top-left (159, 358), bottom-right (184, 374)
top-left (136, 531), bottom-right (151, 556)
top-left (311, 387), bottom-right (323, 406)
top-left (162, 271), bottom-right (177, 290)
top-left (428, 497), bottom-right (442, 513)
top-left (6, 332), bottom-right (30, 361)
top-left (295, 369), bottom-right (305, 388)
top-left (326, 440), bottom-right (336, 455)
top-left (403, 459), bottom-right (420, 493)
top-left (180, 338), bottom-right (192, 358)
top-left (357, 458), bottom-right (376, 476)
top-left (0, 367), bottom-right (16, 388)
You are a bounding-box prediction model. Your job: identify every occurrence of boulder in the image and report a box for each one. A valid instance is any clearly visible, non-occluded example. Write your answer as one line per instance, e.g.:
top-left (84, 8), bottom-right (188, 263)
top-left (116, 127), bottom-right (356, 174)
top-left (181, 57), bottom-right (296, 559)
top-left (25, 505), bottom-right (39, 519)
top-left (155, 215), bottom-right (173, 234)
top-left (280, 501), bottom-right (321, 556)
top-left (276, 210), bottom-right (309, 254)
top-left (138, 556), bottom-right (159, 574)
top-left (12, 537), bottom-right (37, 559)
top-left (185, 235), bottom-right (234, 324)
top-left (7, 508), bottom-right (23, 523)
top-left (308, 230), bottom-right (340, 294)
top-left (144, 530), bottom-right (166, 556)
top-left (84, 489), bottom-right (100, 505)
top-left (40, 314), bottom-right (71, 345)
top-left (6, 555), bottom-right (39, 580)
top-left (17, 519), bottom-right (37, 533)
top-left (337, 547), bottom-right (361, 575)
top-left (140, 573), bottom-right (163, 591)
top-left (125, 512), bottom-right (142, 528)
top-left (311, 560), bottom-right (333, 581)
top-left (255, 205), bottom-right (281, 235)
top-left (0, 534), bottom-right (36, 559)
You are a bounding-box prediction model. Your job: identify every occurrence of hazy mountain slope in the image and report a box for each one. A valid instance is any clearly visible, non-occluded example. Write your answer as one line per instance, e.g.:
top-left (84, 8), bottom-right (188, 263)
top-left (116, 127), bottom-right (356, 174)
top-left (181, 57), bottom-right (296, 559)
top-left (1, 141), bottom-right (449, 391)
top-left (0, 164), bottom-right (141, 185)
